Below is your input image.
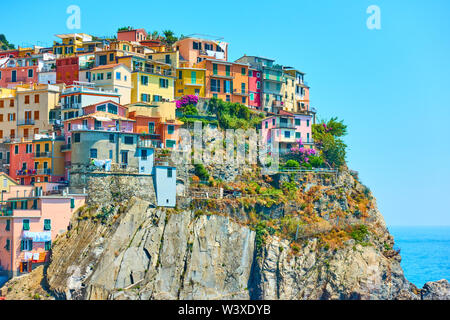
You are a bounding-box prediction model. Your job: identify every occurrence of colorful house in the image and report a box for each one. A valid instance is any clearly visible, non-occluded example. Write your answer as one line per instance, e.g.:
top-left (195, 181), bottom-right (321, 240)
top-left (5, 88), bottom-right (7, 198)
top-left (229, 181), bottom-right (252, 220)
top-left (248, 68), bottom-right (262, 109)
top-left (194, 59), bottom-right (250, 105)
top-left (235, 55), bottom-right (284, 113)
top-left (283, 68), bottom-right (311, 112)
top-left (60, 82), bottom-right (121, 121)
top-left (117, 28), bottom-right (148, 42)
top-left (117, 56), bottom-right (175, 104)
top-left (0, 55), bottom-right (39, 88)
top-left (175, 67), bottom-right (206, 98)
top-left (89, 63), bottom-right (132, 105)
top-left (127, 102), bottom-right (182, 149)
top-left (174, 36), bottom-right (228, 67)
top-left (52, 33), bottom-right (93, 57)
top-left (0, 184), bottom-right (86, 278)
top-left (261, 110), bottom-right (314, 154)
top-left (56, 56), bottom-right (79, 85)
top-left (8, 135), bottom-right (65, 185)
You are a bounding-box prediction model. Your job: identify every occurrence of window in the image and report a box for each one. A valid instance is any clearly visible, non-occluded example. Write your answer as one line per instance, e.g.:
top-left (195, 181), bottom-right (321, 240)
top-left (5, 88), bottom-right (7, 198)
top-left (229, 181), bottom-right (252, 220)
top-left (107, 72), bottom-right (112, 80)
top-left (167, 168), bottom-right (173, 178)
top-left (250, 93), bottom-right (254, 101)
top-left (193, 41), bottom-right (199, 50)
top-left (306, 119), bottom-right (310, 127)
top-left (28, 69), bottom-right (33, 78)
top-left (0, 100), bottom-right (3, 108)
top-left (178, 70), bottom-right (182, 79)
top-left (166, 140), bottom-right (176, 148)
top-left (159, 78), bottom-right (169, 88)
top-left (141, 75), bottom-right (148, 85)
top-left (34, 110), bottom-right (39, 120)
top-left (242, 97), bottom-right (246, 104)
top-left (153, 95), bottom-right (162, 102)
top-left (272, 119), bottom-right (275, 126)
top-left (141, 93), bottom-right (150, 102)
top-left (224, 80), bottom-right (231, 93)
top-left (257, 81), bottom-right (261, 89)
top-left (44, 219), bottom-right (51, 231)
top-left (73, 133), bottom-right (80, 143)
top-left (109, 134), bottom-right (114, 143)
top-left (191, 71), bottom-right (196, 84)
top-left (90, 148), bottom-right (97, 158)
top-left (116, 72), bottom-right (121, 80)
top-left (124, 136), bottom-right (134, 144)
top-left (241, 68), bottom-right (246, 75)
top-left (265, 121), bottom-right (268, 129)
top-left (23, 219), bottom-right (30, 230)
top-left (6, 219), bottom-right (10, 231)
top-left (0, 71), bottom-right (1, 80)
top-left (148, 122), bottom-right (155, 134)
top-left (45, 241), bottom-right (52, 251)
top-left (295, 119), bottom-right (301, 126)
top-left (34, 94), bottom-right (39, 103)
top-left (9, 99), bottom-right (14, 107)
top-left (167, 125), bottom-right (174, 134)
top-left (5, 239), bottom-right (10, 251)
top-left (213, 64), bottom-right (218, 75)
top-left (296, 132), bottom-right (301, 139)
top-left (107, 103), bottom-right (118, 114)
top-left (141, 149), bottom-right (147, 160)
top-left (248, 70), bottom-right (253, 77)
top-left (225, 65), bottom-right (230, 76)
top-left (97, 73), bottom-right (104, 80)
top-left (70, 198), bottom-right (75, 209)
top-left (14, 145), bottom-right (19, 154)
top-left (211, 79), bottom-right (220, 92)
top-left (109, 53), bottom-right (114, 61)
top-left (109, 150), bottom-right (113, 159)
top-left (25, 95), bottom-right (30, 104)
top-left (21, 239), bottom-right (33, 251)
top-left (284, 131), bottom-right (290, 138)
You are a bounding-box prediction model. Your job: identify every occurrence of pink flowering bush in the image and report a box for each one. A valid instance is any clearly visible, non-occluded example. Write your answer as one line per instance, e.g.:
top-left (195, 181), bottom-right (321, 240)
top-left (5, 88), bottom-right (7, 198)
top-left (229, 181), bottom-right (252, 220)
top-left (176, 95), bottom-right (199, 109)
top-left (285, 138), bottom-right (323, 168)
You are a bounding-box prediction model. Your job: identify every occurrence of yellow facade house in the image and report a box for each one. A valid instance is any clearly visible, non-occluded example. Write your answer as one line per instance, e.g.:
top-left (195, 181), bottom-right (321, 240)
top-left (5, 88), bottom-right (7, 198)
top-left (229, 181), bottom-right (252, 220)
top-left (118, 56), bottom-right (175, 104)
top-left (175, 67), bottom-right (206, 98)
top-left (33, 136), bottom-right (65, 182)
top-left (0, 172), bottom-right (18, 194)
top-left (53, 33), bottom-right (93, 57)
top-left (282, 71), bottom-right (296, 112)
top-left (90, 64), bottom-right (132, 105)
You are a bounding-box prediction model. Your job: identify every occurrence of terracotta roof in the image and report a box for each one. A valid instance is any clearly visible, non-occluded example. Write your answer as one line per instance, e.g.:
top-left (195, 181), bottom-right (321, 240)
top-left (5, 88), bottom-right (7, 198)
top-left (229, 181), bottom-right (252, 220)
top-left (90, 63), bottom-right (122, 71)
top-left (66, 111), bottom-right (135, 122)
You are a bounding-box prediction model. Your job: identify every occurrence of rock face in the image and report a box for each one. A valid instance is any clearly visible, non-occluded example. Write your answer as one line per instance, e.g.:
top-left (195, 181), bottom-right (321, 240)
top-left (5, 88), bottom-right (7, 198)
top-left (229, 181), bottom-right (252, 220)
top-left (2, 171), bottom-right (449, 300)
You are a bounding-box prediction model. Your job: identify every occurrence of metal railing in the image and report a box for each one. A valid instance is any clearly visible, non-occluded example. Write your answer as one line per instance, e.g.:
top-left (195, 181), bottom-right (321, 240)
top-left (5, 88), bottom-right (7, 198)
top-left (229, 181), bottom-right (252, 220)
top-left (17, 119), bottom-right (35, 126)
top-left (61, 144), bottom-right (71, 152)
top-left (35, 152), bottom-right (51, 158)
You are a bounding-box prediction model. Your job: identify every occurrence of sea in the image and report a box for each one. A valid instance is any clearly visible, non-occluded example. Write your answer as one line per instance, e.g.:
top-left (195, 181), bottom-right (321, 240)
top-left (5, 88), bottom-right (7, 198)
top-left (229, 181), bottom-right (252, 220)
top-left (389, 226), bottom-right (450, 288)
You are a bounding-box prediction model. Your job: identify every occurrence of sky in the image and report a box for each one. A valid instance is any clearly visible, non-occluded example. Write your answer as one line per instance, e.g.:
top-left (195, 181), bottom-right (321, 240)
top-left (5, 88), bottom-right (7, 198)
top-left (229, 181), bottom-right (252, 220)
top-left (1, 0), bottom-right (449, 226)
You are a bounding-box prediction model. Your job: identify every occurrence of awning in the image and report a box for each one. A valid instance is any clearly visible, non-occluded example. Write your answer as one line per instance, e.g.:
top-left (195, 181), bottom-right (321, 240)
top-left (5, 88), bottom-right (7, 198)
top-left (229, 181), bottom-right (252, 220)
top-left (22, 231), bottom-right (51, 242)
top-left (93, 115), bottom-right (112, 122)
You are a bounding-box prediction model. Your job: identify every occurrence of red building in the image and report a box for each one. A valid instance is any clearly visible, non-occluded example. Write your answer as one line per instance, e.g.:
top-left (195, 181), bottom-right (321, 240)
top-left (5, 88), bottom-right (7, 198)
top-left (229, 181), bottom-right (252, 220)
top-left (248, 68), bottom-right (261, 109)
top-left (0, 49), bottom-right (19, 59)
top-left (56, 56), bottom-right (79, 85)
top-left (8, 141), bottom-right (35, 185)
top-left (0, 57), bottom-right (38, 88)
top-left (117, 28), bottom-right (148, 42)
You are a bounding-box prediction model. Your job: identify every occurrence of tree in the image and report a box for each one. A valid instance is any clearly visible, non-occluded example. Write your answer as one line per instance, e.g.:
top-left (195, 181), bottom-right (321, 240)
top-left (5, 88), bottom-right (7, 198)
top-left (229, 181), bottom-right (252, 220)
top-left (162, 30), bottom-right (178, 46)
top-left (0, 34), bottom-right (15, 50)
top-left (312, 117), bottom-right (348, 168)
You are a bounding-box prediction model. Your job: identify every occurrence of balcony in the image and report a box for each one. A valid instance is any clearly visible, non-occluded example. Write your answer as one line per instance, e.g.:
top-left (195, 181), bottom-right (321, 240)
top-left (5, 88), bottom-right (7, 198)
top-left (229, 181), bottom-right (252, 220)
top-left (0, 207), bottom-right (13, 217)
top-left (5, 77), bottom-right (29, 83)
top-left (275, 122), bottom-right (295, 129)
top-left (138, 136), bottom-right (160, 148)
top-left (61, 144), bottom-right (71, 152)
top-left (35, 152), bottom-right (52, 158)
top-left (17, 119), bottom-right (35, 126)
top-left (62, 102), bottom-right (81, 110)
top-left (35, 168), bottom-right (52, 175)
top-left (16, 169), bottom-right (37, 176)
top-left (233, 89), bottom-right (249, 96)
top-left (71, 123), bottom-right (134, 133)
top-left (211, 73), bottom-right (234, 80)
top-left (134, 66), bottom-right (174, 77)
top-left (199, 49), bottom-right (225, 60)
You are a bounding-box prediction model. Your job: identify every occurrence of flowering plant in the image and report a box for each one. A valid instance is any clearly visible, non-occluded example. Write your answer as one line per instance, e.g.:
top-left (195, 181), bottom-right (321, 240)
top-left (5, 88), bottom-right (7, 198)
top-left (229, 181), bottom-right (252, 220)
top-left (176, 95), bottom-right (199, 109)
top-left (288, 138), bottom-right (317, 164)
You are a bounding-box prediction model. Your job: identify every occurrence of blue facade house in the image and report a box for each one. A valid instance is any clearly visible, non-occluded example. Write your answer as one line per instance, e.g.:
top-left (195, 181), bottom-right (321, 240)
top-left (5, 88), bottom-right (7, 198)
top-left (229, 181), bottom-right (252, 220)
top-left (154, 165), bottom-right (176, 207)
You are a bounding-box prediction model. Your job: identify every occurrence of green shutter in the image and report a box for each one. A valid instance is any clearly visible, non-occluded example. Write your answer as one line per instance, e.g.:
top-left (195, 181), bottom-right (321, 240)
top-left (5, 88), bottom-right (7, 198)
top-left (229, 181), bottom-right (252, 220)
top-left (6, 219), bottom-right (10, 231)
top-left (44, 219), bottom-right (51, 231)
top-left (5, 239), bottom-right (10, 251)
top-left (70, 198), bottom-right (75, 209)
top-left (23, 219), bottom-right (30, 231)
top-left (45, 241), bottom-right (52, 251)
top-left (20, 240), bottom-right (24, 251)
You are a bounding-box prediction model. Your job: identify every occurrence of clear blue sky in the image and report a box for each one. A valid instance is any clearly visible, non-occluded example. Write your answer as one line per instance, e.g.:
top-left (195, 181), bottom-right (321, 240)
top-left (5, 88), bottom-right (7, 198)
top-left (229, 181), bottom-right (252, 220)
top-left (1, 0), bottom-right (449, 226)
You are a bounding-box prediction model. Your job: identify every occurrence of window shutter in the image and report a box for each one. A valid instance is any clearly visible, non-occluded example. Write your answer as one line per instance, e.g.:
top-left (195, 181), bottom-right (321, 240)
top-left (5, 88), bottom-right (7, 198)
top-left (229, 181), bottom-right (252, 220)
top-left (20, 240), bottom-right (24, 251)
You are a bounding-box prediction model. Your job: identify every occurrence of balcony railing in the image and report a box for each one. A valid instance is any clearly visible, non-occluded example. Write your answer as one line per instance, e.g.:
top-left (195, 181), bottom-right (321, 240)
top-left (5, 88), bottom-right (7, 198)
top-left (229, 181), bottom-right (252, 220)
top-left (16, 169), bottom-right (37, 176)
top-left (133, 66), bottom-right (174, 77)
top-left (62, 102), bottom-right (81, 110)
top-left (35, 168), bottom-right (52, 175)
top-left (138, 137), bottom-right (160, 148)
top-left (17, 119), bottom-right (35, 126)
top-left (71, 124), bottom-right (134, 133)
top-left (5, 77), bottom-right (29, 83)
top-left (61, 144), bottom-right (71, 152)
top-left (35, 152), bottom-right (52, 158)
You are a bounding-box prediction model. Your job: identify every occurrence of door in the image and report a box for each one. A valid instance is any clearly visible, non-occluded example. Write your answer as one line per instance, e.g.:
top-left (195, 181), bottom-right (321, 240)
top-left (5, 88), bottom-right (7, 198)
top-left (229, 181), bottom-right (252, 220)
top-left (11, 70), bottom-right (16, 82)
top-left (121, 151), bottom-right (128, 167)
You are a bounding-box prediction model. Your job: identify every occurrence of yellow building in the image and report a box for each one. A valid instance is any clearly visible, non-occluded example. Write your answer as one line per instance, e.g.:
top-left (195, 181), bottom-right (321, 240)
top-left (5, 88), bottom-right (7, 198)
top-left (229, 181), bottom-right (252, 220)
top-left (175, 67), bottom-right (206, 98)
top-left (90, 64), bottom-right (132, 105)
top-left (282, 71), bottom-right (296, 112)
top-left (0, 172), bottom-right (18, 194)
top-left (0, 84), bottom-right (61, 142)
top-left (33, 137), bottom-right (65, 182)
top-left (147, 51), bottom-right (180, 69)
top-left (53, 33), bottom-right (93, 57)
top-left (118, 56), bottom-right (175, 104)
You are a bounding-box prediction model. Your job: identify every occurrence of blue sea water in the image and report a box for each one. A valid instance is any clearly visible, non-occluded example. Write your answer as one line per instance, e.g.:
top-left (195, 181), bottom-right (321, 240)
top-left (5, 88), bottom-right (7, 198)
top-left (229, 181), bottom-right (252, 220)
top-left (388, 226), bottom-right (450, 288)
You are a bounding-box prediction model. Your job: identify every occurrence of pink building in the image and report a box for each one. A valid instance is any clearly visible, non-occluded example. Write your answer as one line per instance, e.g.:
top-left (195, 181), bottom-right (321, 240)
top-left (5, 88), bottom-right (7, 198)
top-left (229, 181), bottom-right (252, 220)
top-left (174, 36), bottom-right (228, 67)
top-left (0, 184), bottom-right (85, 278)
top-left (117, 28), bottom-right (148, 42)
top-left (248, 68), bottom-right (261, 109)
top-left (261, 110), bottom-right (314, 154)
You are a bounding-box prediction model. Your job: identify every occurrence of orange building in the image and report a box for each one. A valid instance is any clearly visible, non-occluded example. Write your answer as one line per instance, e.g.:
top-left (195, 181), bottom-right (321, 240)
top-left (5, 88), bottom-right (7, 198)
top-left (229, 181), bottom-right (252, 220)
top-left (126, 102), bottom-right (183, 149)
top-left (174, 37), bottom-right (228, 67)
top-left (194, 59), bottom-right (250, 105)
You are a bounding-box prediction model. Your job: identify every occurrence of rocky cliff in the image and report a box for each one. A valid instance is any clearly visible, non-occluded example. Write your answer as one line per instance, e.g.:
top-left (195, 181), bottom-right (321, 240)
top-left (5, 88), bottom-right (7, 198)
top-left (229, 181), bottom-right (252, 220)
top-left (2, 169), bottom-right (449, 300)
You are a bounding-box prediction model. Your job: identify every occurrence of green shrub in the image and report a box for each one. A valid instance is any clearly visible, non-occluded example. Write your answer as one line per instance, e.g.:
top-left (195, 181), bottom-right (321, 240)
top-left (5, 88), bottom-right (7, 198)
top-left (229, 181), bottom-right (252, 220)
top-left (285, 160), bottom-right (300, 168)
